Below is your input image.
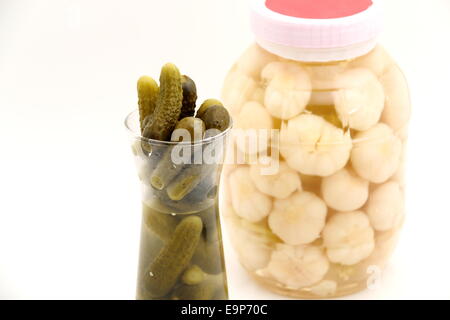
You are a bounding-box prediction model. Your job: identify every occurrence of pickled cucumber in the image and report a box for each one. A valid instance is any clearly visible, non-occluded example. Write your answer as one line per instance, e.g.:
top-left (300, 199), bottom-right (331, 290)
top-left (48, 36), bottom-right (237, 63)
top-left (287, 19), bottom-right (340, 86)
top-left (185, 175), bottom-right (218, 204)
top-left (172, 117), bottom-right (205, 142)
top-left (143, 204), bottom-right (179, 241)
top-left (141, 116), bottom-right (155, 153)
top-left (137, 76), bottom-right (159, 133)
top-left (181, 265), bottom-right (206, 285)
top-left (197, 99), bottom-right (223, 118)
top-left (142, 115), bottom-right (155, 140)
top-left (145, 63), bottom-right (183, 141)
top-left (180, 75), bottom-right (197, 119)
top-left (150, 136), bottom-right (204, 191)
top-left (166, 164), bottom-right (214, 201)
top-left (150, 146), bottom-right (185, 190)
top-left (147, 185), bottom-right (213, 215)
top-left (199, 105), bottom-right (231, 131)
top-left (163, 160), bottom-right (219, 206)
top-left (144, 215), bottom-right (203, 297)
top-left (141, 113), bottom-right (154, 130)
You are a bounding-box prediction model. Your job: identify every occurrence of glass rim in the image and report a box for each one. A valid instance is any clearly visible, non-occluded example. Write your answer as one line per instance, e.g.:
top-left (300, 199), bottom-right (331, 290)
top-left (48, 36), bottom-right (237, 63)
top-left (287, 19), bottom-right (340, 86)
top-left (124, 109), bottom-right (233, 147)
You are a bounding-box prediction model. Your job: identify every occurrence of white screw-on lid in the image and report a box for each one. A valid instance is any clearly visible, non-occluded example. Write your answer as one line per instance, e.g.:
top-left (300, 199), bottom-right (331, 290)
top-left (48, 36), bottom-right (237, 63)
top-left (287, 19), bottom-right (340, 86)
top-left (250, 0), bottom-right (384, 62)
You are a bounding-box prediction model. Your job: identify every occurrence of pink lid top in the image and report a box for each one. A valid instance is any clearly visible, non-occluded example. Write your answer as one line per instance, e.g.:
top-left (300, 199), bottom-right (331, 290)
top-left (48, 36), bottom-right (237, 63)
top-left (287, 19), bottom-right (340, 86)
top-left (251, 0), bottom-right (383, 49)
top-left (266, 0), bottom-right (373, 19)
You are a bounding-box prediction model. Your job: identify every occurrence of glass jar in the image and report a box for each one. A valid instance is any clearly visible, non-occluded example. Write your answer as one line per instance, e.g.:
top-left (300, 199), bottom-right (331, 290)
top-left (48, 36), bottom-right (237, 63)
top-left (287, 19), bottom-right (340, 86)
top-left (221, 0), bottom-right (410, 298)
top-left (125, 110), bottom-right (230, 300)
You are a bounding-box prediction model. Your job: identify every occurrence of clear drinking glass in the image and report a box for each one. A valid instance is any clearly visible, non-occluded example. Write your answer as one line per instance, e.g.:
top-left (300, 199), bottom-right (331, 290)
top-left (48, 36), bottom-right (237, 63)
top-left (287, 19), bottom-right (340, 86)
top-left (125, 110), bottom-right (230, 300)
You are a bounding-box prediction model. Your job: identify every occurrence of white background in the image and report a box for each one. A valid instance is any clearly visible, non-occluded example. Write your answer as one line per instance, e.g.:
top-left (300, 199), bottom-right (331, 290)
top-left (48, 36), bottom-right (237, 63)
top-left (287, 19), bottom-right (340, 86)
top-left (1, 0), bottom-right (450, 299)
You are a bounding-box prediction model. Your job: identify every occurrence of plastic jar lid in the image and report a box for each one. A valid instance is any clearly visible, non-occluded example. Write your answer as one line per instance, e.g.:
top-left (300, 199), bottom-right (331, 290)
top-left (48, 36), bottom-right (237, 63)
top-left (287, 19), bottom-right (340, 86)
top-left (250, 0), bottom-right (384, 62)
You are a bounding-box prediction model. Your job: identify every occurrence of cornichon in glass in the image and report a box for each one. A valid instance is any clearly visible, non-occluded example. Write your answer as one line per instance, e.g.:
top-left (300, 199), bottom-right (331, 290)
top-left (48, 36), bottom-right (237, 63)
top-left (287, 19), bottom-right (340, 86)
top-left (150, 137), bottom-right (205, 191)
top-left (143, 215), bottom-right (203, 297)
top-left (166, 163), bottom-right (215, 201)
top-left (144, 63), bottom-right (183, 141)
top-left (137, 76), bottom-right (159, 133)
top-left (197, 98), bottom-right (223, 119)
top-left (179, 75), bottom-right (197, 119)
top-left (199, 105), bottom-right (231, 132)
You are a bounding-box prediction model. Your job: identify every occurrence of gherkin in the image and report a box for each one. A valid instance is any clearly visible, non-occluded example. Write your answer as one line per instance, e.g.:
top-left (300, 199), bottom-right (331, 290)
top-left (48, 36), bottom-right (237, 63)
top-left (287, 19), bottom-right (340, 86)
top-left (144, 216), bottom-right (203, 297)
top-left (200, 105), bottom-right (231, 131)
top-left (145, 63), bottom-right (183, 141)
top-left (150, 134), bottom-right (204, 191)
top-left (196, 99), bottom-right (223, 118)
top-left (150, 145), bottom-right (185, 190)
top-left (172, 117), bottom-right (205, 142)
top-left (179, 75), bottom-right (197, 119)
top-left (148, 185), bottom-right (213, 215)
top-left (137, 76), bottom-right (159, 133)
top-left (166, 164), bottom-right (214, 201)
